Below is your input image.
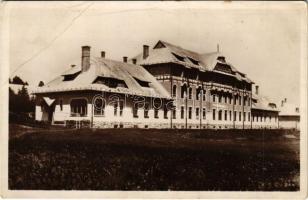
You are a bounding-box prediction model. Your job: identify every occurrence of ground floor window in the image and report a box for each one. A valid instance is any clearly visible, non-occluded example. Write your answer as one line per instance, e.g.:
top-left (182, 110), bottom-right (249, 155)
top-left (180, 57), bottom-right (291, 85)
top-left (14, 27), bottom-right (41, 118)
top-left (213, 109), bottom-right (216, 120)
top-left (59, 99), bottom-right (63, 111)
top-left (244, 112), bottom-right (246, 121)
top-left (70, 98), bottom-right (87, 117)
top-left (164, 107), bottom-right (168, 119)
top-left (188, 107), bottom-right (192, 119)
top-left (202, 108), bottom-right (206, 119)
top-left (196, 107), bottom-right (199, 120)
top-left (239, 112), bottom-right (242, 121)
top-left (224, 110), bottom-right (227, 121)
top-left (248, 112), bottom-right (250, 121)
top-left (181, 106), bottom-right (184, 119)
top-left (234, 111), bottom-right (237, 121)
top-left (144, 103), bottom-right (149, 118)
top-left (94, 97), bottom-right (105, 116)
top-left (229, 111), bottom-right (232, 121)
top-left (154, 109), bottom-right (159, 118)
top-left (119, 101), bottom-right (124, 116)
top-left (172, 109), bottom-right (176, 119)
top-left (218, 110), bottom-right (222, 120)
top-left (133, 104), bottom-right (138, 118)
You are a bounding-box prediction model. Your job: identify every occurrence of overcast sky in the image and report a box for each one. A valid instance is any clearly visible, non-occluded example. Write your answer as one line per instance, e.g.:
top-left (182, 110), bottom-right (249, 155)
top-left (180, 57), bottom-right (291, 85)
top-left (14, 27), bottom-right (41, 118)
top-left (7, 2), bottom-right (305, 105)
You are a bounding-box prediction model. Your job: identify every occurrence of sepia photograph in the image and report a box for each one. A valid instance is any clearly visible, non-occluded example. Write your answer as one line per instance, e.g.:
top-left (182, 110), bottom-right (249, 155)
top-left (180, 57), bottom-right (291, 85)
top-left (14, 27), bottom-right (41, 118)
top-left (0, 1), bottom-right (307, 199)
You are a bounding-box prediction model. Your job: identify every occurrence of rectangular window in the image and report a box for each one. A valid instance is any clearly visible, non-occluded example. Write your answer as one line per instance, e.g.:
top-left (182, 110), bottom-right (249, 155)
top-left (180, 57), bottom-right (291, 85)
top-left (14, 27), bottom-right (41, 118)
top-left (224, 96), bottom-right (227, 104)
top-left (218, 95), bottom-right (222, 103)
top-left (224, 110), bottom-right (227, 121)
top-left (239, 111), bottom-right (241, 121)
top-left (196, 90), bottom-right (200, 100)
top-left (172, 109), bottom-right (176, 119)
top-left (213, 95), bottom-right (216, 102)
top-left (188, 107), bottom-right (192, 119)
top-left (203, 108), bottom-right (206, 119)
top-left (181, 106), bottom-right (184, 119)
top-left (248, 97), bottom-right (250, 106)
top-left (59, 99), bottom-right (63, 111)
top-left (144, 104), bottom-right (149, 118)
top-left (218, 110), bottom-right (222, 121)
top-left (70, 99), bottom-right (87, 117)
top-left (196, 107), bottom-right (199, 119)
top-left (164, 107), bottom-right (168, 119)
top-left (229, 96), bottom-right (232, 104)
top-left (244, 112), bottom-right (246, 121)
top-left (154, 109), bottom-right (159, 118)
top-left (229, 111), bottom-right (232, 121)
top-left (248, 112), bottom-right (250, 121)
top-left (234, 96), bottom-right (237, 105)
top-left (239, 96), bottom-right (242, 105)
top-left (133, 104), bottom-right (138, 118)
top-left (203, 91), bottom-right (206, 101)
top-left (188, 88), bottom-right (192, 99)
top-left (119, 101), bottom-right (123, 116)
top-left (234, 111), bottom-right (237, 121)
top-left (213, 109), bottom-right (216, 120)
top-left (114, 103), bottom-right (118, 116)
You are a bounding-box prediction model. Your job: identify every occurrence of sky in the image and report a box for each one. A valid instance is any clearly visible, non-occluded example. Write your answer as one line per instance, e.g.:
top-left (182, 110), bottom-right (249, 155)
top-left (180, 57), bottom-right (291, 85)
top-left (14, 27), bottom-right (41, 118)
top-left (6, 1), bottom-right (305, 105)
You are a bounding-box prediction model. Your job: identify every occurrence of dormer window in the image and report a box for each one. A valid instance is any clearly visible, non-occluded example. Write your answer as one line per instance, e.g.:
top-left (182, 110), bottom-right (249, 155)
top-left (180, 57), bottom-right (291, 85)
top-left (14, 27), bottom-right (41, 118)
top-left (217, 56), bottom-right (226, 62)
top-left (63, 71), bottom-right (81, 81)
top-left (172, 53), bottom-right (185, 62)
top-left (93, 76), bottom-right (128, 88)
top-left (188, 57), bottom-right (199, 65)
top-left (134, 77), bottom-right (150, 87)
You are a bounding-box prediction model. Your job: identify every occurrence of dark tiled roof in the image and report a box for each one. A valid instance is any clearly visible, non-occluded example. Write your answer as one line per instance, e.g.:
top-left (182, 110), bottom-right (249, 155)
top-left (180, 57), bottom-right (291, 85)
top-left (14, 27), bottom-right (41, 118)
top-left (132, 40), bottom-right (253, 83)
top-left (34, 58), bottom-right (171, 99)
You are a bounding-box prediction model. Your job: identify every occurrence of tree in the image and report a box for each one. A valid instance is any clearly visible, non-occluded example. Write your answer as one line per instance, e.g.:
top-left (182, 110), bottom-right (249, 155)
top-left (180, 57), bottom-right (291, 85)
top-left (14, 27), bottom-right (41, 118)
top-left (38, 81), bottom-right (45, 87)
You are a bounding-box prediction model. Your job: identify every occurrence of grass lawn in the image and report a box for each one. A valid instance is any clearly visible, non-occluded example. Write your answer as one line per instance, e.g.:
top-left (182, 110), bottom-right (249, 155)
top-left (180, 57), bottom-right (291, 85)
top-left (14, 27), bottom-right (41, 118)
top-left (9, 124), bottom-right (300, 191)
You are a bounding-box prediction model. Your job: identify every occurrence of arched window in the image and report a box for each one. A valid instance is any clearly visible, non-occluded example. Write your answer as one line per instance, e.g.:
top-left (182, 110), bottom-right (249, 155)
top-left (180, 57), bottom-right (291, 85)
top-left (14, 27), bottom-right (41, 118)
top-left (181, 84), bottom-right (187, 98)
top-left (172, 85), bottom-right (177, 98)
top-left (70, 99), bottom-right (87, 117)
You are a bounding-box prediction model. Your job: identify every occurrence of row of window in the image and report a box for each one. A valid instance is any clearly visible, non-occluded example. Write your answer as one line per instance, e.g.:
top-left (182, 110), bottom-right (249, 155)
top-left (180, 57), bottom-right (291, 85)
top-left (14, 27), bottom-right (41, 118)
top-left (68, 99), bottom-right (276, 123)
top-left (252, 115), bottom-right (277, 123)
top-left (176, 107), bottom-right (251, 122)
top-left (172, 85), bottom-right (251, 106)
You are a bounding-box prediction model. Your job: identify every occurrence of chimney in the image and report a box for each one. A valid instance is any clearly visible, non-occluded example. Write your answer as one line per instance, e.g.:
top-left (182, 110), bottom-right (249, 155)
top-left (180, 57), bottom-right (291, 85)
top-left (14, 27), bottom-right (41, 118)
top-left (123, 56), bottom-right (128, 63)
top-left (143, 45), bottom-right (149, 59)
top-left (284, 98), bottom-right (287, 103)
top-left (132, 58), bottom-right (137, 65)
top-left (101, 51), bottom-right (105, 58)
top-left (255, 85), bottom-right (259, 95)
top-left (281, 100), bottom-right (284, 107)
top-left (81, 46), bottom-right (91, 72)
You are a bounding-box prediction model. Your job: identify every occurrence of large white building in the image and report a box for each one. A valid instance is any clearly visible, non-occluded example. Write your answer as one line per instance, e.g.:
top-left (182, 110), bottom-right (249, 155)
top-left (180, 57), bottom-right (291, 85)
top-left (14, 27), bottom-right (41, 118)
top-left (33, 42), bottom-right (280, 129)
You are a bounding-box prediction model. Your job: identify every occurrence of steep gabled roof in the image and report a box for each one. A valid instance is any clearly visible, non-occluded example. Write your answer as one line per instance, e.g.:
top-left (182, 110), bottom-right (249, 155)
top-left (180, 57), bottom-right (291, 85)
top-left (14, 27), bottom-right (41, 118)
top-left (132, 40), bottom-right (253, 83)
top-left (279, 103), bottom-right (300, 116)
top-left (251, 94), bottom-right (279, 112)
top-left (34, 58), bottom-right (171, 99)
